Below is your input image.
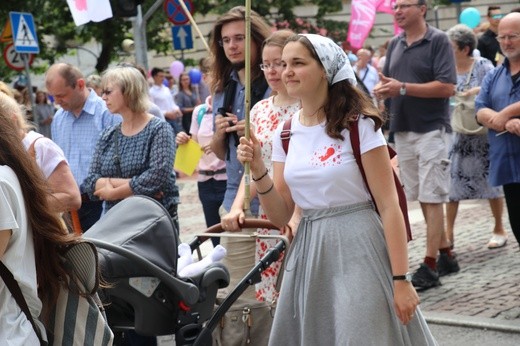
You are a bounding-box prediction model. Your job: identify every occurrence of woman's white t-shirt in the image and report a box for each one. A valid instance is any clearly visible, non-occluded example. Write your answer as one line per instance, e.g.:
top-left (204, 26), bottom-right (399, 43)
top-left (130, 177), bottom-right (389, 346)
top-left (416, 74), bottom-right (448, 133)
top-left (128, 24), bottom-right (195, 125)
top-left (272, 113), bottom-right (387, 210)
top-left (22, 130), bottom-right (66, 179)
top-left (0, 165), bottom-right (42, 344)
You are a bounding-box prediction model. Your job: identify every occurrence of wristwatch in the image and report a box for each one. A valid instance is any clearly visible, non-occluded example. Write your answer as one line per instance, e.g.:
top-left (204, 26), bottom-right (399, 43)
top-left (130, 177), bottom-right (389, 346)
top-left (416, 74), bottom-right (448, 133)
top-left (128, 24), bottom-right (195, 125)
top-left (399, 82), bottom-right (407, 96)
top-left (393, 272), bottom-right (412, 282)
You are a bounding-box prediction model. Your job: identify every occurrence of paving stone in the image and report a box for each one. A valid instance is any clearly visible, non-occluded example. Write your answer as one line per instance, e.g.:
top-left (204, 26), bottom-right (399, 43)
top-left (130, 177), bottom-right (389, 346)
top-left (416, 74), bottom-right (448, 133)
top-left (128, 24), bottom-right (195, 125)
top-left (176, 177), bottom-right (520, 324)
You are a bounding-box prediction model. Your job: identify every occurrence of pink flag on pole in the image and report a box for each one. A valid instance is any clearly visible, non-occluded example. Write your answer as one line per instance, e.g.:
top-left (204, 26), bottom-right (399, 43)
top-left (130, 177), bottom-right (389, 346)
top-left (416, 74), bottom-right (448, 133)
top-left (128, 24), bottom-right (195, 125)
top-left (347, 0), bottom-right (401, 50)
top-left (67, 0), bottom-right (113, 26)
top-left (347, 0), bottom-right (378, 50)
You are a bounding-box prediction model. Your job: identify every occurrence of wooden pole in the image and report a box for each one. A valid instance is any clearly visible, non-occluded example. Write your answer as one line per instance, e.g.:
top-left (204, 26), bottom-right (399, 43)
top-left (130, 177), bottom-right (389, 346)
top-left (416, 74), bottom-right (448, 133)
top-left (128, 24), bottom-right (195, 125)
top-left (177, 0), bottom-right (211, 53)
top-left (243, 0), bottom-right (252, 212)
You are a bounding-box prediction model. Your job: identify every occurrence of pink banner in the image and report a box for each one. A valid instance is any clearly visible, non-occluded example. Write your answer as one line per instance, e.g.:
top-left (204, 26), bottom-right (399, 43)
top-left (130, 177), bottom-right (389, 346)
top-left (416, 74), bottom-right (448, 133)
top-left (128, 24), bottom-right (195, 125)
top-left (347, 0), bottom-right (401, 50)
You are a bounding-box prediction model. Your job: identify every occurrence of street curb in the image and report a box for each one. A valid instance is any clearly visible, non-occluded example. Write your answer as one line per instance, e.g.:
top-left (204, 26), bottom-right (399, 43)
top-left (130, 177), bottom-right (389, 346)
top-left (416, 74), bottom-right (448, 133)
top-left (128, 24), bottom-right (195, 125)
top-left (423, 311), bottom-right (520, 334)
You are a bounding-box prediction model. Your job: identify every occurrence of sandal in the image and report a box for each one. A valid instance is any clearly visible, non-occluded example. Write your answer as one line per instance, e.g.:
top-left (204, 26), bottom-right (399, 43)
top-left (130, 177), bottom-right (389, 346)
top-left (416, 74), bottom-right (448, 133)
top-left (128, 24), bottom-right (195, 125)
top-left (487, 234), bottom-right (508, 249)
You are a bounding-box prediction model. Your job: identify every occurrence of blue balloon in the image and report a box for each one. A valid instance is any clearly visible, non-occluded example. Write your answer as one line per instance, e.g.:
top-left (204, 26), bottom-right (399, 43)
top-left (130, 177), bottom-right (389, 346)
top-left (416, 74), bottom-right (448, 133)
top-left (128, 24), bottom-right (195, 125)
top-left (460, 7), bottom-right (481, 29)
top-left (188, 68), bottom-right (202, 85)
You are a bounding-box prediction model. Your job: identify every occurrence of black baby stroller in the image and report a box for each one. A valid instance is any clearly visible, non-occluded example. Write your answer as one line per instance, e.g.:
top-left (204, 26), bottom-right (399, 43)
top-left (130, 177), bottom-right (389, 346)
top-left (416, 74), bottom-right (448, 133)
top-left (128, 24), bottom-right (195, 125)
top-left (85, 195), bottom-right (287, 345)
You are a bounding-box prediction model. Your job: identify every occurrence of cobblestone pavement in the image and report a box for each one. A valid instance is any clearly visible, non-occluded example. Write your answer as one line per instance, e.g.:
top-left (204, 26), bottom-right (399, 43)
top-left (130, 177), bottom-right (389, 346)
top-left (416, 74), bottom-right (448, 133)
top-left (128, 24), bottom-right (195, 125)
top-left (176, 176), bottom-right (520, 330)
top-left (406, 199), bottom-right (520, 328)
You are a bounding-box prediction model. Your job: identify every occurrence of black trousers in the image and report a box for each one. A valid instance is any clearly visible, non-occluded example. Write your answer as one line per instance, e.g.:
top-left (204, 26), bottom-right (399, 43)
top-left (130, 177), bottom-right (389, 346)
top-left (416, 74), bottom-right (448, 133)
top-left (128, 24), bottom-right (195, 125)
top-left (503, 183), bottom-right (520, 246)
top-left (78, 200), bottom-right (103, 232)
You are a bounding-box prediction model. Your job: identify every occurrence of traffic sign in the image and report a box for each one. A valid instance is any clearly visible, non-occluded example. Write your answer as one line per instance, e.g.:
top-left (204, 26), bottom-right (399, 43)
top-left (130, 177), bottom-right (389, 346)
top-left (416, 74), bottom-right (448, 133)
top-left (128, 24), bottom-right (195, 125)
top-left (172, 25), bottom-right (193, 50)
top-left (9, 12), bottom-right (39, 54)
top-left (164, 0), bottom-right (193, 25)
top-left (3, 43), bottom-right (34, 71)
top-left (1, 19), bottom-right (13, 43)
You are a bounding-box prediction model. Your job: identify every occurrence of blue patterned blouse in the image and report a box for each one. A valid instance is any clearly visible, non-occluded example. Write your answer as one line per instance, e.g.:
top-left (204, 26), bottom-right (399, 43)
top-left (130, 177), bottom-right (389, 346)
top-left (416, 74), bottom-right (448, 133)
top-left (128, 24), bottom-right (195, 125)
top-left (83, 117), bottom-right (179, 212)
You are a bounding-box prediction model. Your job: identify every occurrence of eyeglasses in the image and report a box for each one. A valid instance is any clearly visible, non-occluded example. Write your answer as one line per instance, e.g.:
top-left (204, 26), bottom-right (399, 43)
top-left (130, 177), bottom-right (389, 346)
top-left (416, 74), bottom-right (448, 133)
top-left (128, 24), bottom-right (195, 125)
top-left (491, 14), bottom-right (504, 20)
top-left (101, 89), bottom-right (113, 96)
top-left (218, 35), bottom-right (245, 47)
top-left (393, 3), bottom-right (421, 11)
top-left (497, 34), bottom-right (520, 43)
top-left (259, 62), bottom-right (284, 71)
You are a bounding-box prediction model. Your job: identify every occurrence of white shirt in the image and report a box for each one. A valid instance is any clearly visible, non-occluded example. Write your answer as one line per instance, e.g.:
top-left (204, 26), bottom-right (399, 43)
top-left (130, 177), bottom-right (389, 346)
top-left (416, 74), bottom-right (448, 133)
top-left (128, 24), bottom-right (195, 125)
top-left (354, 64), bottom-right (380, 95)
top-left (149, 84), bottom-right (180, 118)
top-left (0, 166), bottom-right (43, 344)
top-left (272, 114), bottom-right (387, 210)
top-left (22, 131), bottom-right (67, 179)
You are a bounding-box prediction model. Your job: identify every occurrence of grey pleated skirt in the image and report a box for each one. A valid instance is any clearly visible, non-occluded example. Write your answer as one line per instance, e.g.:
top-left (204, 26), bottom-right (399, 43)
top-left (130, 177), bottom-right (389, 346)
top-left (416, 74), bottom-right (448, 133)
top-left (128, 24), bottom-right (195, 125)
top-left (269, 202), bottom-right (437, 346)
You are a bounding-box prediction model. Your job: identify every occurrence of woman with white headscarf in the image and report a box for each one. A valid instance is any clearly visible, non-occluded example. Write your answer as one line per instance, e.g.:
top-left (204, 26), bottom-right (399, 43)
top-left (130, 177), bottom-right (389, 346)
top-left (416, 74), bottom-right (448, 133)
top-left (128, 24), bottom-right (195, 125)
top-left (237, 34), bottom-right (437, 345)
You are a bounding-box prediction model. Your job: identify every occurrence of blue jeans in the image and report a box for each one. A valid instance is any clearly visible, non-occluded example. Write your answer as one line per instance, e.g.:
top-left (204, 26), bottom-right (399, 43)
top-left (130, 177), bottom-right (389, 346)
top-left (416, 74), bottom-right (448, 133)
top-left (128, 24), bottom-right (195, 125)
top-left (166, 119), bottom-right (183, 137)
top-left (198, 179), bottom-right (226, 246)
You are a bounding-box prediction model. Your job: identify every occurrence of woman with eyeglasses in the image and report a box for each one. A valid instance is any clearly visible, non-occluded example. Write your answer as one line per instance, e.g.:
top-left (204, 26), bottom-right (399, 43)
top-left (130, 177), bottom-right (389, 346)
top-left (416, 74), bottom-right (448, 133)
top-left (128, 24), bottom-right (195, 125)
top-left (446, 24), bottom-right (507, 250)
top-left (82, 66), bottom-right (179, 230)
top-left (221, 29), bottom-right (301, 304)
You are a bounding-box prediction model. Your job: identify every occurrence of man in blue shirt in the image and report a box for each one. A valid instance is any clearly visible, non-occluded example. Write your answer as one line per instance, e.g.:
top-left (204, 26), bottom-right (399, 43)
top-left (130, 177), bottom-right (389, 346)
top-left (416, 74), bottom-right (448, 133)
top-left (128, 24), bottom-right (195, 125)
top-left (209, 6), bottom-right (271, 217)
top-left (46, 63), bottom-right (121, 231)
top-left (476, 12), bottom-right (520, 247)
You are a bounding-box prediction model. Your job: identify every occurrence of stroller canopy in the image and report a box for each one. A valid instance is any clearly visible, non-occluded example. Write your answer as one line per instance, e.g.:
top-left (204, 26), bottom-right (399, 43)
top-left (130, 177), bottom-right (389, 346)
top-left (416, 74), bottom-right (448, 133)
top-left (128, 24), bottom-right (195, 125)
top-left (86, 196), bottom-right (178, 278)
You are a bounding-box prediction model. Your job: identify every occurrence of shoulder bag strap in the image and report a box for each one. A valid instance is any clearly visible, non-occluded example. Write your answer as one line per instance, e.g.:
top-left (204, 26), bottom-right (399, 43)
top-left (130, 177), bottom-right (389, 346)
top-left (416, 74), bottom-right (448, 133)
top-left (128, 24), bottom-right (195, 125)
top-left (281, 118), bottom-right (292, 155)
top-left (0, 261), bottom-right (46, 344)
top-left (222, 79), bottom-right (238, 161)
top-left (463, 60), bottom-right (476, 90)
top-left (196, 104), bottom-right (208, 127)
top-left (251, 76), bottom-right (269, 108)
top-left (113, 125), bottom-right (122, 177)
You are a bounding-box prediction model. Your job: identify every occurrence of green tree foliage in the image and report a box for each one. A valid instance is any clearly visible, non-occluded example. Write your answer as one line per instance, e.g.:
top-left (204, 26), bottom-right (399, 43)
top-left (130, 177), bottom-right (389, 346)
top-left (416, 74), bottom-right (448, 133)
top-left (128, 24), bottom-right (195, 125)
top-left (0, 0), bottom-right (345, 81)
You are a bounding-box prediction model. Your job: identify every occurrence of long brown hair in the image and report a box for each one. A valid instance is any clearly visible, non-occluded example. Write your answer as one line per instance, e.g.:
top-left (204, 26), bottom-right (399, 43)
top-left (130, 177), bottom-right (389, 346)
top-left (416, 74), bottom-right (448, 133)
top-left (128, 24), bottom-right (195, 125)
top-left (0, 93), bottom-right (80, 319)
top-left (286, 35), bottom-right (384, 140)
top-left (209, 6), bottom-right (272, 94)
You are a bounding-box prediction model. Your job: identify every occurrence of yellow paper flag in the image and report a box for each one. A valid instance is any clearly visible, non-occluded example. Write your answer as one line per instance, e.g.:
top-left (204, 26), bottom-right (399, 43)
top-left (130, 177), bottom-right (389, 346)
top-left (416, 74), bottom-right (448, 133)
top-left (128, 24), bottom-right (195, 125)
top-left (174, 139), bottom-right (204, 176)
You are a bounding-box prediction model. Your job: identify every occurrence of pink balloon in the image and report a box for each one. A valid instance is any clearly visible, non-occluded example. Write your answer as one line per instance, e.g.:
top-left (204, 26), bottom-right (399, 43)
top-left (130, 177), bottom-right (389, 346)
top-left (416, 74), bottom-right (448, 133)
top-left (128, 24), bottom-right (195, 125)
top-left (169, 61), bottom-right (184, 79)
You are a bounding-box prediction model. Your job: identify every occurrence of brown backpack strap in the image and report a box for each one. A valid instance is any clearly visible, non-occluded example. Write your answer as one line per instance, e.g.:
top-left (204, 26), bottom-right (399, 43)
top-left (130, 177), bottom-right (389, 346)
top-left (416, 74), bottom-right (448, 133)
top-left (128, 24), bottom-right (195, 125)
top-left (281, 118), bottom-right (292, 155)
top-left (349, 116), bottom-right (412, 242)
top-left (27, 136), bottom-right (44, 161)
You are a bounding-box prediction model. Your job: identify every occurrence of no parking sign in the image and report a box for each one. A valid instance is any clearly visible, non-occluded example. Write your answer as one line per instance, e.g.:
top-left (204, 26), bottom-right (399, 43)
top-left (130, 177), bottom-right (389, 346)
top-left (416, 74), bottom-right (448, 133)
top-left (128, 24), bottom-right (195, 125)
top-left (164, 0), bottom-right (194, 25)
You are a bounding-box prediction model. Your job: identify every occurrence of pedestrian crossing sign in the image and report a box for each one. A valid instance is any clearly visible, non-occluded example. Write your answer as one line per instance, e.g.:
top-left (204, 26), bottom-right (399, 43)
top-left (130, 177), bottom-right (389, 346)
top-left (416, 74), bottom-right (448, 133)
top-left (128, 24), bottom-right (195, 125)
top-left (9, 12), bottom-right (39, 54)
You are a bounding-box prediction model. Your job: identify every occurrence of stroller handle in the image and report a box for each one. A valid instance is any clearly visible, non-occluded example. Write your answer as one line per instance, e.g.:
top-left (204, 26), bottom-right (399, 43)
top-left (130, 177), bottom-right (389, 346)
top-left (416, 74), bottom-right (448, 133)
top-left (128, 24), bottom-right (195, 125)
top-left (86, 238), bottom-right (200, 306)
top-left (190, 219), bottom-right (287, 250)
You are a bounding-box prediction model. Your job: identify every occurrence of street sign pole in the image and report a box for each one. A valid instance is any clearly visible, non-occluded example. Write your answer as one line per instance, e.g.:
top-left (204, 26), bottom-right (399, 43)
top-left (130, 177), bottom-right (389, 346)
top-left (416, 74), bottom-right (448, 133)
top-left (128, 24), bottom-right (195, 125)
top-left (22, 53), bottom-right (36, 128)
top-left (133, 0), bottom-right (164, 71)
top-left (133, 5), bottom-right (148, 70)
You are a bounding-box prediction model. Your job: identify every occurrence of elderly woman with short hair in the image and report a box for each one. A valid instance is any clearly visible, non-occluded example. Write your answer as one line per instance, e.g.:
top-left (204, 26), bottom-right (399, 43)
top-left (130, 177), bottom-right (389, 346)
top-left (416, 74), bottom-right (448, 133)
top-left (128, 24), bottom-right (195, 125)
top-left (445, 24), bottom-right (507, 251)
top-left (82, 66), bottom-right (180, 230)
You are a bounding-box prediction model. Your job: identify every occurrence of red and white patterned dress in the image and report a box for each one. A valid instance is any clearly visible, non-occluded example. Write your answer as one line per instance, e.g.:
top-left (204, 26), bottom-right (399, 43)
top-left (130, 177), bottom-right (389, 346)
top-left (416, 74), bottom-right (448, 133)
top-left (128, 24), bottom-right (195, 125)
top-left (251, 96), bottom-right (300, 303)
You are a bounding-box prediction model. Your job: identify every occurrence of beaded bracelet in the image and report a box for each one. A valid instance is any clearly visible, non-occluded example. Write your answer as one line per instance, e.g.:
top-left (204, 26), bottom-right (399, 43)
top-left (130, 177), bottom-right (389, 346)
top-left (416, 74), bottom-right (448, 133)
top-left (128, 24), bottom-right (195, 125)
top-left (252, 168), bottom-right (269, 182)
top-left (257, 183), bottom-right (274, 195)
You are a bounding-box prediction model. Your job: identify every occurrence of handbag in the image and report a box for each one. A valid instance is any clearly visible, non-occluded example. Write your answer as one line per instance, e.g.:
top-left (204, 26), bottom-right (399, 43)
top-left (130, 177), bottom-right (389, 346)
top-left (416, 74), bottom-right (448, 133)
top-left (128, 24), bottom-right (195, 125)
top-left (44, 241), bottom-right (113, 346)
top-left (1, 241), bottom-right (113, 346)
top-left (450, 61), bottom-right (487, 135)
top-left (211, 226), bottom-right (277, 346)
top-left (280, 117), bottom-right (412, 242)
top-left (212, 297), bottom-right (275, 346)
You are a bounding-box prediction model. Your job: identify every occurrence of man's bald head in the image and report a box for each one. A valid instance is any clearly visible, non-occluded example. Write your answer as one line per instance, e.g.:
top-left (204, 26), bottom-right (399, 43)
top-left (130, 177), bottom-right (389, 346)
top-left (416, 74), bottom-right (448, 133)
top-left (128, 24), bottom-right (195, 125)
top-left (497, 13), bottom-right (520, 63)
